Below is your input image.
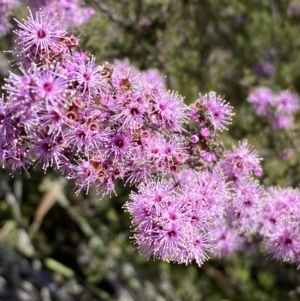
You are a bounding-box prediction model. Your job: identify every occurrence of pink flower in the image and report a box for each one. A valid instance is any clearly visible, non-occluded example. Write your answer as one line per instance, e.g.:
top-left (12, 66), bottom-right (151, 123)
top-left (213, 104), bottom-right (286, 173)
top-left (221, 140), bottom-right (262, 181)
top-left (273, 91), bottom-right (299, 114)
top-left (265, 221), bottom-right (300, 264)
top-left (14, 9), bottom-right (67, 58)
top-left (210, 222), bottom-right (243, 258)
top-left (151, 90), bottom-right (187, 131)
top-left (272, 112), bottom-right (294, 130)
top-left (138, 17), bottom-right (151, 26)
top-left (198, 92), bottom-right (234, 131)
top-left (247, 87), bottom-right (273, 116)
top-left (65, 53), bottom-right (106, 99)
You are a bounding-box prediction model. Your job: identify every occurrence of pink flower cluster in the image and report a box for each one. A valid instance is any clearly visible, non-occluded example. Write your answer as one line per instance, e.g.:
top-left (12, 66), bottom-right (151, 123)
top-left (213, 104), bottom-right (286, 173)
top-left (125, 170), bottom-right (230, 265)
top-left (209, 141), bottom-right (263, 258)
top-left (1, 9), bottom-right (238, 266)
top-left (247, 87), bottom-right (299, 130)
top-left (260, 187), bottom-right (300, 267)
top-left (2, 9), bottom-right (299, 268)
top-left (2, 9), bottom-right (193, 196)
top-left (212, 141), bottom-right (300, 267)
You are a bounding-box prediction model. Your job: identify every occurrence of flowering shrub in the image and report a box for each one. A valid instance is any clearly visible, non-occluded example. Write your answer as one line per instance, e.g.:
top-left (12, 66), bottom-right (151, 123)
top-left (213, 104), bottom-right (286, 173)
top-left (1, 8), bottom-right (300, 271)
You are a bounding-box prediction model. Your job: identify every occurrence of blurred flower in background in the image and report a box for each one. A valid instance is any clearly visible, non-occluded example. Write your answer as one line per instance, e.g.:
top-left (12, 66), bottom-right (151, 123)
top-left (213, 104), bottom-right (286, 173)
top-left (254, 61), bottom-right (276, 79)
top-left (138, 17), bottom-right (151, 27)
top-left (0, 0), bottom-right (19, 36)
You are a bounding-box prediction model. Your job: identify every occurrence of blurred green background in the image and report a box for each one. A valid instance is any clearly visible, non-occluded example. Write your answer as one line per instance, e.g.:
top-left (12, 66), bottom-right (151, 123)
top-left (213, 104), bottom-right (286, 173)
top-left (1, 0), bottom-right (300, 300)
